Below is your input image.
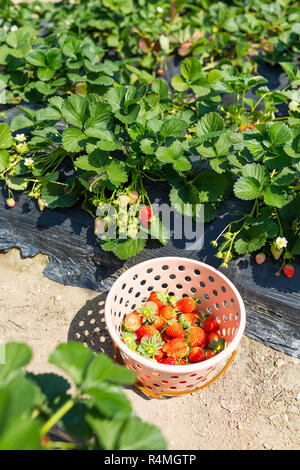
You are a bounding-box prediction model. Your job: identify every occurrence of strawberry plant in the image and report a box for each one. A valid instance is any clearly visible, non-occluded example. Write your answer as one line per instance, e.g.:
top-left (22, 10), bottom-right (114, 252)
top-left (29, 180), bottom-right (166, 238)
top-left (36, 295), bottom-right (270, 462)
top-left (0, 341), bottom-right (166, 450)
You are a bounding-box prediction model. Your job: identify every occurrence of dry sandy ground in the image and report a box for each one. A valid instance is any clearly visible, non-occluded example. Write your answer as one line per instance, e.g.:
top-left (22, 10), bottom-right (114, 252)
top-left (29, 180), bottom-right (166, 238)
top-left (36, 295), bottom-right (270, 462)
top-left (0, 249), bottom-right (299, 450)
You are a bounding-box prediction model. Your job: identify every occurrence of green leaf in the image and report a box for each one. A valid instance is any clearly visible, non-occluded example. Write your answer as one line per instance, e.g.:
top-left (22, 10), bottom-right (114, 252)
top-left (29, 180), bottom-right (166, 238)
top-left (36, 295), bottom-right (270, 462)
top-left (0, 123), bottom-right (13, 149)
top-left (88, 384), bottom-right (132, 418)
top-left (195, 112), bottom-right (224, 136)
top-left (169, 184), bottom-right (200, 217)
top-left (118, 416), bottom-right (166, 450)
top-left (171, 74), bottom-right (189, 92)
top-left (62, 127), bottom-right (87, 153)
top-left (85, 102), bottom-right (112, 130)
top-left (10, 114), bottom-right (33, 132)
top-left (6, 177), bottom-right (28, 191)
top-left (160, 118), bottom-right (187, 138)
top-left (241, 163), bottom-right (268, 184)
top-left (263, 185), bottom-right (288, 208)
top-left (86, 416), bottom-right (126, 450)
top-left (26, 49), bottom-right (46, 67)
top-left (75, 150), bottom-right (109, 172)
top-left (61, 95), bottom-right (88, 128)
top-left (233, 176), bottom-right (262, 200)
top-left (0, 342), bottom-right (32, 387)
top-left (106, 160), bottom-right (128, 187)
top-left (41, 181), bottom-right (81, 209)
top-left (48, 342), bottom-right (95, 387)
top-left (0, 150), bottom-right (9, 172)
top-left (82, 354), bottom-right (135, 390)
top-left (234, 225), bottom-right (268, 254)
top-left (280, 62), bottom-right (297, 81)
top-left (193, 170), bottom-right (230, 202)
top-left (268, 123), bottom-right (292, 147)
top-left (101, 237), bottom-right (147, 260)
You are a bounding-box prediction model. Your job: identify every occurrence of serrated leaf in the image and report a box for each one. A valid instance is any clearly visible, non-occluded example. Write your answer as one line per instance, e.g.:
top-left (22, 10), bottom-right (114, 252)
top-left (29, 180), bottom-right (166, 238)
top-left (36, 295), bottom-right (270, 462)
top-left (263, 185), bottom-right (288, 208)
top-left (101, 237), bottom-right (147, 260)
top-left (234, 226), bottom-right (268, 254)
top-left (193, 170), bottom-right (230, 202)
top-left (6, 177), bottom-right (28, 191)
top-left (106, 160), bottom-right (127, 187)
top-left (268, 123), bottom-right (292, 147)
top-left (62, 127), bottom-right (87, 153)
top-left (195, 112), bottom-right (224, 137)
top-left (0, 123), bottom-right (13, 149)
top-left (61, 95), bottom-right (88, 128)
top-left (0, 150), bottom-right (9, 172)
top-left (241, 163), bottom-right (267, 183)
top-left (233, 176), bottom-right (262, 200)
top-left (160, 118), bottom-right (187, 138)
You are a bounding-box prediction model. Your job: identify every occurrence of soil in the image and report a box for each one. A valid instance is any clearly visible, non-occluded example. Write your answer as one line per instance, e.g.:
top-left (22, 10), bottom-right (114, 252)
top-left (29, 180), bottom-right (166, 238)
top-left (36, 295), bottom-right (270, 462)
top-left (0, 248), bottom-right (299, 450)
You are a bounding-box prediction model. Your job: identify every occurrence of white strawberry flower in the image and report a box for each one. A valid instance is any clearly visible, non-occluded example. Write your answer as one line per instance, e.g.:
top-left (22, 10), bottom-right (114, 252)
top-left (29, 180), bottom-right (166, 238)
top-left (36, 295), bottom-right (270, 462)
top-left (15, 133), bottom-right (26, 142)
top-left (11, 25), bottom-right (18, 32)
top-left (275, 237), bottom-right (288, 249)
top-left (157, 6), bottom-right (164, 13)
top-left (289, 101), bottom-right (299, 111)
top-left (24, 157), bottom-right (34, 167)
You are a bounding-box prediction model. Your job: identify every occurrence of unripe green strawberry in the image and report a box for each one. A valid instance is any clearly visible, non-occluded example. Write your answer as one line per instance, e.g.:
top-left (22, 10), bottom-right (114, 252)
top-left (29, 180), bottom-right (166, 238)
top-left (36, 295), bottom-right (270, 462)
top-left (271, 244), bottom-right (282, 260)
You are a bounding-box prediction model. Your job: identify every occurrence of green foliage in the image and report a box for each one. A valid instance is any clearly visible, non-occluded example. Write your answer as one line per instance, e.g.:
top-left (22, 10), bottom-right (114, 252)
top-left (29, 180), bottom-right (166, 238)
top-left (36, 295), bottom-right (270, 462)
top-left (0, 341), bottom-right (166, 450)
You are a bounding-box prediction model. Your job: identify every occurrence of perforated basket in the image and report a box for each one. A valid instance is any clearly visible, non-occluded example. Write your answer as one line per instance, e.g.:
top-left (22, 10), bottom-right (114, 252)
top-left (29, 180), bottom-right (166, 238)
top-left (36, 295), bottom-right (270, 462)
top-left (105, 257), bottom-right (246, 397)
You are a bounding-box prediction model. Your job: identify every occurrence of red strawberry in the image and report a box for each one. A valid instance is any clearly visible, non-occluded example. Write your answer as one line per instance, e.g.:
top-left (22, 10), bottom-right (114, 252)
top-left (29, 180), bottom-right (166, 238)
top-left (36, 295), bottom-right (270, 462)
top-left (154, 316), bottom-right (166, 331)
top-left (157, 69), bottom-right (164, 76)
top-left (283, 264), bottom-right (295, 278)
top-left (182, 313), bottom-right (197, 325)
top-left (175, 297), bottom-right (196, 313)
top-left (161, 331), bottom-right (173, 342)
top-left (205, 349), bottom-right (217, 359)
top-left (139, 206), bottom-right (152, 227)
top-left (203, 317), bottom-right (219, 334)
top-left (188, 347), bottom-right (205, 363)
top-left (124, 312), bottom-right (142, 332)
top-left (160, 357), bottom-right (177, 365)
top-left (148, 291), bottom-right (167, 308)
top-left (255, 252), bottom-right (266, 264)
top-left (163, 338), bottom-right (189, 359)
top-left (207, 331), bottom-right (222, 350)
top-left (6, 198), bottom-right (16, 208)
top-left (160, 305), bottom-right (176, 321)
top-left (166, 321), bottom-right (185, 339)
top-left (154, 349), bottom-right (165, 362)
top-left (136, 324), bottom-right (158, 341)
top-left (187, 326), bottom-right (206, 347)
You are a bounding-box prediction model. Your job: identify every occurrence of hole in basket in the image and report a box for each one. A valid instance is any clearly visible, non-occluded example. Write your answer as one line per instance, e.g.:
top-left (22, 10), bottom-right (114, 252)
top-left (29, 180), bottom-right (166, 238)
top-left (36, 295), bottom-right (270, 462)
top-left (179, 381), bottom-right (187, 384)
top-left (142, 297), bottom-right (148, 303)
top-left (230, 298), bottom-right (235, 305)
top-left (229, 313), bottom-right (233, 321)
top-left (171, 376), bottom-right (179, 379)
top-left (190, 374), bottom-right (197, 377)
top-left (128, 287), bottom-right (133, 294)
top-left (223, 314), bottom-right (227, 322)
top-left (147, 268), bottom-right (153, 273)
top-left (212, 289), bottom-right (218, 297)
top-left (228, 328), bottom-right (231, 335)
top-left (169, 292), bottom-right (175, 297)
top-left (208, 276), bottom-right (215, 283)
top-left (162, 265), bottom-right (169, 271)
top-left (182, 293), bottom-right (188, 298)
top-left (222, 328), bottom-right (226, 336)
top-left (190, 287), bottom-right (197, 294)
top-left (162, 380), bottom-right (168, 384)
top-left (221, 286), bottom-right (227, 293)
top-left (140, 279), bottom-right (146, 285)
top-left (185, 276), bottom-right (191, 282)
top-left (114, 295), bottom-right (117, 301)
top-left (153, 383), bottom-right (160, 387)
top-left (216, 316), bottom-right (221, 323)
top-left (133, 274), bottom-right (138, 280)
top-left (138, 376), bottom-right (144, 381)
top-left (223, 300), bottom-right (228, 308)
top-left (176, 283), bottom-right (183, 289)
top-left (119, 297), bottom-right (123, 304)
top-left (194, 269), bottom-right (200, 275)
top-left (199, 281), bottom-right (206, 288)
top-left (154, 275), bottom-right (161, 281)
top-left (215, 302), bottom-right (220, 310)
top-left (235, 312), bottom-right (239, 320)
top-left (136, 364), bottom-right (142, 369)
top-left (203, 294), bottom-right (210, 300)
top-left (125, 300), bottom-right (129, 307)
top-left (178, 265), bottom-right (185, 271)
top-left (145, 375), bottom-right (151, 379)
top-left (162, 283), bottom-right (168, 289)
top-left (170, 386), bottom-right (177, 390)
top-left (207, 306), bottom-right (212, 313)
top-left (135, 292), bottom-right (140, 298)
top-left (196, 298), bottom-right (201, 304)
top-left (131, 304), bottom-right (136, 310)
top-left (122, 283), bottom-right (126, 290)
top-left (169, 274), bottom-right (176, 280)
top-left (147, 286), bottom-right (154, 291)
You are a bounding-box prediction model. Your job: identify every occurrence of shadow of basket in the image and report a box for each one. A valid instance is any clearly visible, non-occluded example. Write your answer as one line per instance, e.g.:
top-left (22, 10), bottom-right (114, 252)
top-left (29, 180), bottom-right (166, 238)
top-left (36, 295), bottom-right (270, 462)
top-left (68, 292), bottom-right (117, 359)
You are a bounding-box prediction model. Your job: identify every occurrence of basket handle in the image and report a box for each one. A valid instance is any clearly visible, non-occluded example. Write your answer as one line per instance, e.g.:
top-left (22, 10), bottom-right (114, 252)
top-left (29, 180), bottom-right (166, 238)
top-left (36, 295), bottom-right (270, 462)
top-left (113, 344), bottom-right (238, 398)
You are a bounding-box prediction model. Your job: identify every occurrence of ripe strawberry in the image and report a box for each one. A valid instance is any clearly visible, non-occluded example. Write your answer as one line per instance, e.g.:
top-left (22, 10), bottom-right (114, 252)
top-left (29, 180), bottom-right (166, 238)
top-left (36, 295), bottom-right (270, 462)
top-left (139, 206), bottom-right (152, 227)
top-left (166, 321), bottom-right (185, 339)
top-left (160, 357), bottom-right (177, 365)
top-left (188, 347), bottom-right (205, 363)
top-left (154, 349), bottom-right (165, 362)
top-left (6, 198), bottom-right (16, 208)
top-left (181, 313), bottom-right (197, 326)
top-left (160, 305), bottom-right (176, 321)
top-left (124, 312), bottom-right (142, 332)
top-left (157, 69), bottom-right (164, 76)
top-left (154, 316), bottom-right (166, 331)
top-left (283, 264), bottom-right (295, 278)
top-left (207, 331), bottom-right (221, 346)
top-left (203, 317), bottom-right (219, 334)
top-left (148, 291), bottom-right (167, 308)
top-left (205, 349), bottom-right (217, 359)
top-left (161, 331), bottom-right (173, 342)
top-left (187, 326), bottom-right (206, 347)
top-left (255, 252), bottom-right (266, 264)
top-left (163, 338), bottom-right (189, 359)
top-left (136, 324), bottom-right (158, 341)
top-left (175, 297), bottom-right (196, 313)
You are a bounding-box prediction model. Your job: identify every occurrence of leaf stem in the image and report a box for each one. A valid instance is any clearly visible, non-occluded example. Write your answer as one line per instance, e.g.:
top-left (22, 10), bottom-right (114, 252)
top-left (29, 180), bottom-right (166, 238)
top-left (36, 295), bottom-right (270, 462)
top-left (40, 398), bottom-right (75, 437)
